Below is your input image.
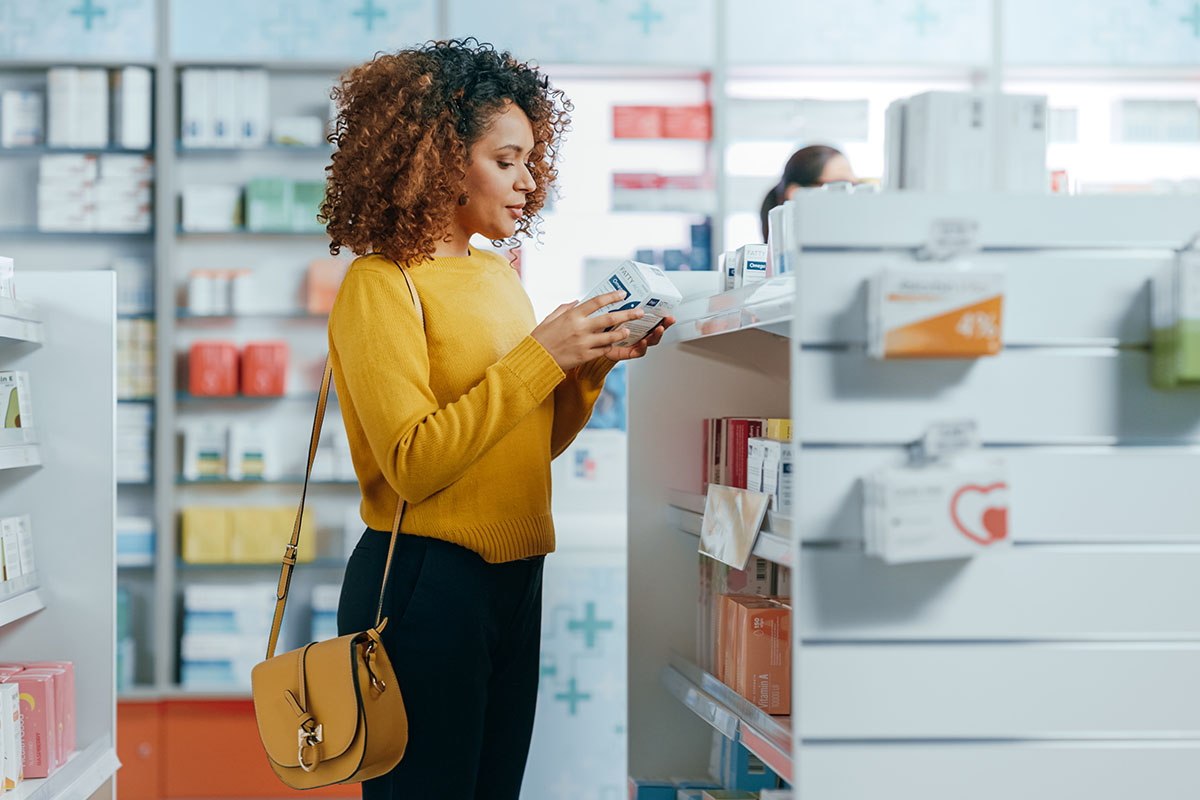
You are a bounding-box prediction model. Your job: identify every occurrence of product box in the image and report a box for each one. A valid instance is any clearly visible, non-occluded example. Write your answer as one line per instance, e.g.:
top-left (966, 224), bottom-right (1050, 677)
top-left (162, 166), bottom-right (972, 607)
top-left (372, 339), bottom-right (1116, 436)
top-left (39, 153), bottom-right (98, 182)
top-left (1, 90), bottom-right (44, 147)
top-left (721, 249), bottom-right (738, 291)
top-left (19, 669), bottom-right (65, 766)
top-left (0, 371), bottom-right (32, 430)
top-left (182, 422), bottom-right (228, 481)
top-left (10, 515), bottom-right (34, 576)
top-left (864, 464), bottom-right (1010, 564)
top-left (627, 778), bottom-right (675, 799)
top-left (189, 341), bottom-right (239, 396)
top-left (46, 68), bottom-right (78, 148)
top-left (181, 184), bottom-right (242, 232)
top-left (997, 94), bottom-right (1048, 193)
top-left (0, 519), bottom-right (21, 581)
top-left (74, 68), bottom-right (109, 148)
top-left (724, 419), bottom-right (764, 490)
top-left (712, 734), bottom-right (780, 792)
top-left (902, 92), bottom-right (992, 192)
top-left (761, 439), bottom-right (793, 516)
top-left (4, 672), bottom-right (55, 778)
top-left (306, 258), bottom-right (351, 313)
top-left (0, 682), bottom-right (20, 787)
top-left (181, 506), bottom-right (233, 563)
top-left (110, 66), bottom-right (152, 150)
top-left (211, 70), bottom-right (239, 147)
top-left (883, 97), bottom-right (907, 191)
top-left (766, 204), bottom-right (793, 277)
top-left (179, 632), bottom-right (262, 689)
top-left (180, 69), bottom-right (212, 148)
top-left (0, 256), bottom-right (13, 300)
top-left (116, 516), bottom-right (155, 567)
top-left (765, 419), bottom-right (791, 441)
top-left (227, 423), bottom-right (272, 481)
top-left (24, 663), bottom-right (73, 759)
top-left (240, 341), bottom-right (288, 396)
top-left (867, 267), bottom-right (1005, 359)
top-left (663, 105), bottom-right (712, 140)
top-left (183, 583), bottom-right (276, 636)
top-left (733, 598), bottom-right (790, 715)
top-left (699, 556), bottom-right (772, 674)
top-left (229, 507), bottom-right (314, 564)
top-left (581, 260), bottom-right (682, 348)
top-left (289, 181), bottom-right (325, 233)
top-left (736, 244), bottom-right (768, 287)
top-left (612, 106), bottom-right (664, 139)
top-left (245, 178), bottom-right (291, 231)
top-left (237, 70), bottom-right (270, 146)
top-left (272, 116), bottom-right (325, 147)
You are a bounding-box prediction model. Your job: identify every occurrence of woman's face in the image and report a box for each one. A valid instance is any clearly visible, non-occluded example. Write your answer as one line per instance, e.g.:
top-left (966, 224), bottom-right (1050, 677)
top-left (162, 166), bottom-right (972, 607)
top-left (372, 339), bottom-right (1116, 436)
top-left (454, 101), bottom-right (537, 242)
top-left (785, 154), bottom-right (858, 199)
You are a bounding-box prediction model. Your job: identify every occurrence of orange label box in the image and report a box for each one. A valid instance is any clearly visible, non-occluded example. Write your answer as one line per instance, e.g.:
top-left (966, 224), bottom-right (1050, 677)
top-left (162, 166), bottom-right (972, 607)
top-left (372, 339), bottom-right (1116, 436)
top-left (869, 269), bottom-right (1005, 359)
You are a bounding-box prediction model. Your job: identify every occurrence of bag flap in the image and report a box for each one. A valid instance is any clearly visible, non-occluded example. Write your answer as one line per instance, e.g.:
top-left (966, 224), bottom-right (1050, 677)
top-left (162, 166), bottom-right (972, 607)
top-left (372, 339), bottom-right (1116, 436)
top-left (252, 635), bottom-right (362, 767)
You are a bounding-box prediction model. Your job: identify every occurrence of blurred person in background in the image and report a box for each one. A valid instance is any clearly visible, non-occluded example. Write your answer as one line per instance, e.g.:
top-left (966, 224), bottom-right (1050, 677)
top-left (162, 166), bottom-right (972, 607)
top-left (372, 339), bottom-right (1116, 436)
top-left (759, 144), bottom-right (857, 240)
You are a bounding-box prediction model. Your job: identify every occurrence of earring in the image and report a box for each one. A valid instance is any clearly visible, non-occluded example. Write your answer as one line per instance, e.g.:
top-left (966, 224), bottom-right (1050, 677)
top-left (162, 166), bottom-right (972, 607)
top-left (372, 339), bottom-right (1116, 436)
top-left (457, 193), bottom-right (469, 206)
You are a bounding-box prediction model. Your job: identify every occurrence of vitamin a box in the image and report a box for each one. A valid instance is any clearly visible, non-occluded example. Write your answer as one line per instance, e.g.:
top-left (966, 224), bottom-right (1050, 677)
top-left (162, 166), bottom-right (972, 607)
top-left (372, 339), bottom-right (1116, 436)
top-left (582, 260), bottom-right (681, 348)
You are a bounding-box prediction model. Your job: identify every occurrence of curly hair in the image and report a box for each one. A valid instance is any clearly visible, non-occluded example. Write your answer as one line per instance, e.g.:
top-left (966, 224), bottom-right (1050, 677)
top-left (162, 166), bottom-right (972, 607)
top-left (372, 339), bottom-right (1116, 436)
top-left (321, 39), bottom-right (572, 264)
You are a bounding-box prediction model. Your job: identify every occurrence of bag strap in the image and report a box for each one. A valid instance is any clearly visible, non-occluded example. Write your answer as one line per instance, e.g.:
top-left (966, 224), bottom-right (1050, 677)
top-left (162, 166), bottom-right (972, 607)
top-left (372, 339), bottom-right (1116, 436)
top-left (265, 263), bottom-right (425, 660)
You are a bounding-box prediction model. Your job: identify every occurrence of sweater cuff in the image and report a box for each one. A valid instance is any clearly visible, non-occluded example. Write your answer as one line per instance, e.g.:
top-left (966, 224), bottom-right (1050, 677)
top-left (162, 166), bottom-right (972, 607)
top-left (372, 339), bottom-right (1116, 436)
top-left (501, 336), bottom-right (565, 403)
top-left (576, 355), bottom-right (619, 388)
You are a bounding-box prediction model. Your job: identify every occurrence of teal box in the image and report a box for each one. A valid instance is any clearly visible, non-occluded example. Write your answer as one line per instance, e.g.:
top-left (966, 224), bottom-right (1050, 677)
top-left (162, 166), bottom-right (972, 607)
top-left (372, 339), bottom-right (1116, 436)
top-left (245, 178), bottom-right (291, 232)
top-left (718, 734), bottom-right (780, 791)
top-left (290, 181), bottom-right (327, 233)
top-left (628, 778), bottom-right (676, 799)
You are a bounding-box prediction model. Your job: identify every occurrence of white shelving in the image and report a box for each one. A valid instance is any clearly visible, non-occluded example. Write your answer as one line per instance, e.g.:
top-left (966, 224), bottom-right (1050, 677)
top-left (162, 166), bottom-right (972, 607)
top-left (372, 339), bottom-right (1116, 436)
top-left (0, 299), bottom-right (43, 344)
top-left (629, 194), bottom-right (1200, 796)
top-left (8, 739), bottom-right (120, 800)
top-left (0, 574), bottom-right (43, 629)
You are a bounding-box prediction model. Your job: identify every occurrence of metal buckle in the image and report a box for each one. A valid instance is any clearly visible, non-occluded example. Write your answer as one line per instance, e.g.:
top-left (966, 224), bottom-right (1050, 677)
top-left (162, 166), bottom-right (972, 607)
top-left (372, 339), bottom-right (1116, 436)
top-left (297, 724), bottom-right (323, 773)
top-left (283, 544), bottom-right (298, 561)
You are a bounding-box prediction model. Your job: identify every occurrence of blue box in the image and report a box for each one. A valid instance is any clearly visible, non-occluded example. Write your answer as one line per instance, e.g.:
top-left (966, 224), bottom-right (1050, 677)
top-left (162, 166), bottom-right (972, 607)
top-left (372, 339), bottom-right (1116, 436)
top-left (716, 734), bottom-right (780, 791)
top-left (628, 778), bottom-right (676, 800)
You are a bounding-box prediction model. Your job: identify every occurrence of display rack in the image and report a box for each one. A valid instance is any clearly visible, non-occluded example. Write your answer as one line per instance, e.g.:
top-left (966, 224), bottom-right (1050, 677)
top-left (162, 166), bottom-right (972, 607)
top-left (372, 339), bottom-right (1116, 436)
top-left (629, 193), bottom-right (1200, 796)
top-left (1, 271), bottom-right (120, 800)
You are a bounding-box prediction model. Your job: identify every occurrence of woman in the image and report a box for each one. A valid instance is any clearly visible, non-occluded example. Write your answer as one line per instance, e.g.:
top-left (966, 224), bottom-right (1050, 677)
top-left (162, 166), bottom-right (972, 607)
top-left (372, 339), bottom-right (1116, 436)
top-left (759, 144), bottom-right (857, 240)
top-left (322, 40), bottom-right (673, 799)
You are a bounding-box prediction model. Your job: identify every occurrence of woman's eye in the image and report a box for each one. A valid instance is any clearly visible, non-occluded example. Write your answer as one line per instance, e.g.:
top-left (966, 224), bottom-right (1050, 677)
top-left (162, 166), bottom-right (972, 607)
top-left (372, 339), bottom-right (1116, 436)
top-left (498, 161), bottom-right (513, 168)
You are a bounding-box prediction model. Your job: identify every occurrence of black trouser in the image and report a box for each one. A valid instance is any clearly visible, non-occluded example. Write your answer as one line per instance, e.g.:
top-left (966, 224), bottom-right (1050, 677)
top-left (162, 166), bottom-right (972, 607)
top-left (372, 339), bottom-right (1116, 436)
top-left (338, 530), bottom-right (544, 800)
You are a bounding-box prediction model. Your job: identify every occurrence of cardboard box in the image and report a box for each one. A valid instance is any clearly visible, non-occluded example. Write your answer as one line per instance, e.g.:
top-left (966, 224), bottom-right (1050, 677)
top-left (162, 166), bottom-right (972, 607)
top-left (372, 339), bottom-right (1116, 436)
top-left (4, 672), bottom-right (56, 778)
top-left (180, 69), bottom-right (213, 148)
top-left (74, 68), bottom-right (109, 148)
top-left (868, 268), bottom-right (1005, 359)
top-left (181, 184), bottom-right (242, 232)
top-left (733, 598), bottom-right (790, 715)
top-left (306, 258), bottom-right (351, 314)
top-left (180, 506), bottom-right (232, 564)
top-left (229, 507), bottom-right (314, 564)
top-left (1, 90), bottom-right (44, 147)
top-left (211, 70), bottom-right (240, 147)
top-left (240, 341), bottom-right (288, 396)
top-left (46, 68), bottom-right (78, 148)
top-left (110, 67), bottom-right (152, 150)
top-left (581, 260), bottom-right (682, 348)
top-left (227, 422), bottom-right (272, 481)
top-left (0, 682), bottom-right (21, 787)
top-left (189, 341), bottom-right (239, 396)
top-left (24, 664), bottom-right (73, 759)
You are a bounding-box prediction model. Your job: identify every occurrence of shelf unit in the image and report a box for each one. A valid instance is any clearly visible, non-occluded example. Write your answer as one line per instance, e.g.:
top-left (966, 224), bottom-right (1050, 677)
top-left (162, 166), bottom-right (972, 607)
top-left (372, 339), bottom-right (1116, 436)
top-left (0, 272), bottom-right (119, 800)
top-left (629, 193), bottom-right (1200, 796)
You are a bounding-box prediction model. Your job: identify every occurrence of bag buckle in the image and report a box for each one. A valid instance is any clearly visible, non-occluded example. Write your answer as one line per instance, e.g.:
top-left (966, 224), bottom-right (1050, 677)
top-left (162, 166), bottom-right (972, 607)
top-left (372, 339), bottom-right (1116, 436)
top-left (297, 723), bottom-right (323, 772)
top-left (283, 544), bottom-right (298, 563)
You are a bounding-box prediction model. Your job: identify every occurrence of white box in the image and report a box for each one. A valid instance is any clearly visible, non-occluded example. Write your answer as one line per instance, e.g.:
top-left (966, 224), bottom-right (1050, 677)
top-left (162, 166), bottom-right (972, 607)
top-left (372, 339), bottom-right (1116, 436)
top-left (0, 257), bottom-right (13, 301)
top-left (12, 515), bottom-right (34, 576)
top-left (238, 70), bottom-right (270, 146)
top-left (272, 116), bottom-right (325, 147)
top-left (39, 154), bottom-right (98, 181)
top-left (0, 683), bottom-right (20, 788)
top-left (111, 66), bottom-right (152, 150)
top-left (211, 70), bottom-right (240, 147)
top-left (1, 90), bottom-right (44, 147)
top-left (766, 204), bottom-right (792, 276)
top-left (903, 91), bottom-right (992, 192)
top-left (997, 94), bottom-right (1048, 193)
top-left (181, 184), bottom-right (241, 231)
top-left (74, 68), bottom-right (109, 148)
top-left (116, 516), bottom-right (155, 567)
top-left (0, 519), bottom-right (21, 581)
top-left (753, 437), bottom-right (793, 515)
top-left (737, 243), bottom-right (768, 286)
top-left (180, 69), bottom-right (212, 148)
top-left (0, 371), bottom-right (33, 429)
top-left (868, 267), bottom-right (1006, 359)
top-left (228, 423), bottom-right (275, 481)
top-left (720, 249), bottom-right (738, 291)
top-left (46, 67), bottom-right (78, 148)
top-left (581, 260), bottom-right (682, 347)
top-left (99, 153), bottom-right (153, 179)
top-left (883, 98), bottom-right (907, 190)
top-left (183, 584), bottom-right (275, 635)
top-left (183, 422), bottom-right (228, 480)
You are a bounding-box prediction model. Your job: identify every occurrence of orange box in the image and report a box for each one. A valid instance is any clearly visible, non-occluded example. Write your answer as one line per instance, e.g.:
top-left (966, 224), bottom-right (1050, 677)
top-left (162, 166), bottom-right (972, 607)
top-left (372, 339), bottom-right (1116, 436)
top-left (306, 258), bottom-right (350, 314)
top-left (188, 342), bottom-right (238, 396)
top-left (717, 594), bottom-right (758, 685)
top-left (240, 342), bottom-right (288, 397)
top-left (663, 104), bottom-right (712, 140)
top-left (733, 598), bottom-right (790, 715)
top-left (612, 105), bottom-right (664, 139)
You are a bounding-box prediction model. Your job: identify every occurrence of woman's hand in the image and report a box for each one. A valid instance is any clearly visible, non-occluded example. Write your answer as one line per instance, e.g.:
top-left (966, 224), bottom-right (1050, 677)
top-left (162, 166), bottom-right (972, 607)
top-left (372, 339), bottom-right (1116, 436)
top-left (604, 316), bottom-right (675, 362)
top-left (531, 291), bottom-right (648, 371)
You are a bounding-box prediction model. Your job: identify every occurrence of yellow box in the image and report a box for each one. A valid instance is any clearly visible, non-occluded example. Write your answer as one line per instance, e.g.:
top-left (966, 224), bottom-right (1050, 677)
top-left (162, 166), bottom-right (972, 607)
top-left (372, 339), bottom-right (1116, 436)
top-left (229, 507), bottom-right (315, 563)
top-left (765, 418), bottom-right (791, 441)
top-left (180, 506), bottom-right (232, 563)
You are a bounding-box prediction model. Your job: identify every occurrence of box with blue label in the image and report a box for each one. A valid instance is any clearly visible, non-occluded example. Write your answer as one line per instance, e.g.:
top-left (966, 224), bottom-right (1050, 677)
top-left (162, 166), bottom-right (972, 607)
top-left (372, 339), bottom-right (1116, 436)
top-left (583, 260), bottom-right (681, 348)
top-left (628, 778), bottom-right (676, 799)
top-left (182, 583), bottom-right (275, 636)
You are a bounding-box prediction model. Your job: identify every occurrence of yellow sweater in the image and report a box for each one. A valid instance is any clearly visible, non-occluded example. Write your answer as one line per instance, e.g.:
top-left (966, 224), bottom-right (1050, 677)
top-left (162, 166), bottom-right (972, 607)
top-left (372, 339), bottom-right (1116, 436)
top-left (328, 249), bottom-right (615, 563)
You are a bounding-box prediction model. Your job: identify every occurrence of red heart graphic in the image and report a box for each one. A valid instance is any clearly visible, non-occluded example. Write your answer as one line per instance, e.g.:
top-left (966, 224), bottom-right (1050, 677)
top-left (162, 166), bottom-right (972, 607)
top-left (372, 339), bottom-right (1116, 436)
top-left (950, 483), bottom-right (1009, 545)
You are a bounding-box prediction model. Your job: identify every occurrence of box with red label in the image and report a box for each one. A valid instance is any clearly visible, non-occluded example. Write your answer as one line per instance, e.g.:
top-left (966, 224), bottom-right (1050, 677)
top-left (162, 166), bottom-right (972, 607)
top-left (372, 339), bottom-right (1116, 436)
top-left (189, 341), bottom-right (238, 396)
top-left (3, 672), bottom-right (56, 778)
top-left (663, 105), bottom-right (712, 140)
top-left (18, 670), bottom-right (65, 766)
top-left (25, 662), bottom-right (73, 759)
top-left (612, 106), bottom-right (664, 139)
top-left (240, 341), bottom-right (288, 397)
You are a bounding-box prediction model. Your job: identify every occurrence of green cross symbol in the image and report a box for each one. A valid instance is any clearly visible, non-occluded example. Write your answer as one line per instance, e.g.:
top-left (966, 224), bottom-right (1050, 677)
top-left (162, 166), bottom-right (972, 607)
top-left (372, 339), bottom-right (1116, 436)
top-left (353, 0), bottom-right (387, 32)
top-left (554, 677), bottom-right (591, 715)
top-left (629, 1), bottom-right (663, 35)
top-left (1182, 2), bottom-right (1200, 37)
top-left (567, 602), bottom-right (614, 649)
top-left (70, 0), bottom-right (107, 30)
top-left (906, 2), bottom-right (938, 35)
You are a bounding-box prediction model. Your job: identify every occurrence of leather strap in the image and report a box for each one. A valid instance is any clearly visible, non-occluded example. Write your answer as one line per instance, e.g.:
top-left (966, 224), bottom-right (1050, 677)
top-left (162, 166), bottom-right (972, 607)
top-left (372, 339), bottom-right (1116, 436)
top-left (265, 262), bottom-right (425, 660)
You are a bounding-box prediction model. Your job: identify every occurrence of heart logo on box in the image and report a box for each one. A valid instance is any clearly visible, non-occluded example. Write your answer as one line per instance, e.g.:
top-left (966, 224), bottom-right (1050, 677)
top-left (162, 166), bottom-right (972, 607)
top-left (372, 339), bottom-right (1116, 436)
top-left (950, 482), bottom-right (1009, 545)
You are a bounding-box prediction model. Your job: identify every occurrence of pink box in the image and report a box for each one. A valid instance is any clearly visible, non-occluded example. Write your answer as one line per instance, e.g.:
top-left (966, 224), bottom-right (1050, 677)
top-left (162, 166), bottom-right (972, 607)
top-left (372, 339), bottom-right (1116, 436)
top-left (20, 670), bottom-right (66, 766)
top-left (662, 105), bottom-right (712, 140)
top-left (3, 673), bottom-right (56, 778)
top-left (24, 663), bottom-right (73, 758)
top-left (612, 106), bottom-right (664, 139)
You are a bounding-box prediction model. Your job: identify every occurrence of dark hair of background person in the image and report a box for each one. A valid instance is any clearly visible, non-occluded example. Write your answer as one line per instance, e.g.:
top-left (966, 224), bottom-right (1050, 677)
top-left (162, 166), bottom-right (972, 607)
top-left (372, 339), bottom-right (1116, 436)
top-left (759, 144), bottom-right (844, 241)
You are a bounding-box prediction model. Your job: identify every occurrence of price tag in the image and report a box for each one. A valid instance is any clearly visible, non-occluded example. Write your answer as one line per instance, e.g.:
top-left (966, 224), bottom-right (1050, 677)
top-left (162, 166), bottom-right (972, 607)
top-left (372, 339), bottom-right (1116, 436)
top-left (919, 218), bottom-right (981, 261)
top-left (909, 419), bottom-right (981, 464)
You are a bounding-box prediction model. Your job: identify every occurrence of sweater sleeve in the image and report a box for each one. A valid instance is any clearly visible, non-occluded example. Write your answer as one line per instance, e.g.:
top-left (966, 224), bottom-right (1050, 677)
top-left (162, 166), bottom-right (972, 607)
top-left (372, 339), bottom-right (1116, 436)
top-left (330, 271), bottom-right (565, 504)
top-left (550, 355), bottom-right (618, 459)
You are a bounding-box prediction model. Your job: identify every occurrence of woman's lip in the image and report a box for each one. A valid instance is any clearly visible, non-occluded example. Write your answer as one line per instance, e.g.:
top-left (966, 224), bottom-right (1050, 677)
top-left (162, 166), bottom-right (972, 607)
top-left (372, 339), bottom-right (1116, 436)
top-left (507, 206), bottom-right (524, 218)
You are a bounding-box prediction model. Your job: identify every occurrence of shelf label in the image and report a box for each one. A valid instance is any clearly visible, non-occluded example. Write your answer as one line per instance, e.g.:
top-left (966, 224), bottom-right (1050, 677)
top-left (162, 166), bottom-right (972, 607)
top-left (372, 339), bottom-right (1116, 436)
top-left (908, 419), bottom-right (981, 464)
top-left (920, 218), bottom-right (981, 261)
